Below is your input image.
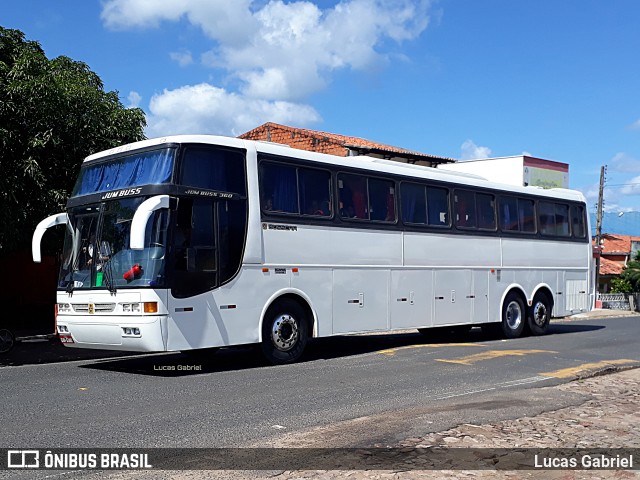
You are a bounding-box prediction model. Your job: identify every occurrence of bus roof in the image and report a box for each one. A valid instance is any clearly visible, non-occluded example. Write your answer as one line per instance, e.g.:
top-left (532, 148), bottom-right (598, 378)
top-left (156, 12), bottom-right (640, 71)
top-left (84, 134), bottom-right (586, 203)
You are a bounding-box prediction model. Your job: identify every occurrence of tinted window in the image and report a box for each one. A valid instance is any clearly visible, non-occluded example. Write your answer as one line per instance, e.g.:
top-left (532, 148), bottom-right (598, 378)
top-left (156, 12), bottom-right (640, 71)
top-left (260, 163), bottom-right (298, 214)
top-left (455, 190), bottom-right (476, 229)
top-left (519, 199), bottom-right (536, 233)
top-left (499, 197), bottom-right (519, 232)
top-left (539, 201), bottom-right (570, 237)
top-left (260, 161), bottom-right (332, 217)
top-left (427, 187), bottom-right (449, 226)
top-left (171, 198), bottom-right (217, 297)
top-left (180, 146), bottom-right (246, 195)
top-left (571, 205), bottom-right (586, 238)
top-left (72, 148), bottom-right (175, 197)
top-left (402, 183), bottom-right (450, 227)
top-left (477, 193), bottom-right (496, 230)
top-left (338, 174), bottom-right (395, 223)
top-left (299, 168), bottom-right (332, 217)
top-left (369, 178), bottom-right (396, 222)
top-left (339, 174), bottom-right (368, 219)
top-left (401, 183), bottom-right (427, 224)
top-left (500, 196), bottom-right (536, 234)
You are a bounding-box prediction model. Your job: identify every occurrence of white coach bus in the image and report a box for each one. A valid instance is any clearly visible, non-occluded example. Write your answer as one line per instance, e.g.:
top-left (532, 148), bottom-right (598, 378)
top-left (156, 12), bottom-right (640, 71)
top-left (32, 135), bottom-right (592, 364)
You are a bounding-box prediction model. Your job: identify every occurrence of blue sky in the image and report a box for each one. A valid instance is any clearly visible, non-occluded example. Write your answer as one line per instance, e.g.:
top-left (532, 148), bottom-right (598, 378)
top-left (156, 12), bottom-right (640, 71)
top-left (3, 0), bottom-right (640, 216)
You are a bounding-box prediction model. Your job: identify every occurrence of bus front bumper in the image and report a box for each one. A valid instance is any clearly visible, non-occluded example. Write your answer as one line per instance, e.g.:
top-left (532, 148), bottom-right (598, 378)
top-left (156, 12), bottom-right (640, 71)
top-left (56, 315), bottom-right (167, 352)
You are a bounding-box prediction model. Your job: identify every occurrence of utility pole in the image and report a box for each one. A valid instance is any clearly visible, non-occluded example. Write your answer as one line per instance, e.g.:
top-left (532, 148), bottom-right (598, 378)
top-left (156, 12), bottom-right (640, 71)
top-left (594, 165), bottom-right (606, 297)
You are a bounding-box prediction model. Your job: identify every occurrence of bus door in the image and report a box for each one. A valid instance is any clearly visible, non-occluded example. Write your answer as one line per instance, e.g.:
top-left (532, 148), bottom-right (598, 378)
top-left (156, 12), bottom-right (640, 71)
top-left (167, 196), bottom-right (246, 350)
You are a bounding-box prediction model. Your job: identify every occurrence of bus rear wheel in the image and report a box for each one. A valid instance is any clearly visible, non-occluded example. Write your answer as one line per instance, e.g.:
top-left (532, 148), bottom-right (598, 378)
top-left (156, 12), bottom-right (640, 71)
top-left (501, 292), bottom-right (525, 339)
top-left (528, 292), bottom-right (551, 336)
top-left (261, 299), bottom-right (308, 365)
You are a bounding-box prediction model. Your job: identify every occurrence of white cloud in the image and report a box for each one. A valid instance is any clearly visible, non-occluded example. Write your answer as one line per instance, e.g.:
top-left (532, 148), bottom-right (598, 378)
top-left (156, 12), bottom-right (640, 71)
top-left (126, 91), bottom-right (142, 108)
top-left (102, 0), bottom-right (432, 102)
top-left (169, 50), bottom-right (193, 67)
top-left (146, 83), bottom-right (321, 137)
top-left (460, 139), bottom-right (492, 160)
top-left (610, 152), bottom-right (640, 173)
top-left (629, 119), bottom-right (640, 130)
top-left (620, 175), bottom-right (640, 196)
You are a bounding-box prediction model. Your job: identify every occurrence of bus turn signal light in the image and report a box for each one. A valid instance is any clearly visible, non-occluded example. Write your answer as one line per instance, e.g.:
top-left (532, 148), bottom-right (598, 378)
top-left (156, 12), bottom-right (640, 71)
top-left (143, 302), bottom-right (158, 313)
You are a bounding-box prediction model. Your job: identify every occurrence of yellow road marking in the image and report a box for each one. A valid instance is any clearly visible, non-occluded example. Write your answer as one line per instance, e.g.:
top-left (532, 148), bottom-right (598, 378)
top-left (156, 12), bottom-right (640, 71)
top-left (378, 343), bottom-right (485, 356)
top-left (540, 359), bottom-right (636, 378)
top-left (436, 349), bottom-right (556, 365)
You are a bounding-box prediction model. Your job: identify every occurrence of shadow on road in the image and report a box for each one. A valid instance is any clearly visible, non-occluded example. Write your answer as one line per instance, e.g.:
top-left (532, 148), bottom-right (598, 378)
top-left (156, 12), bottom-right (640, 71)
top-left (76, 322), bottom-right (606, 377)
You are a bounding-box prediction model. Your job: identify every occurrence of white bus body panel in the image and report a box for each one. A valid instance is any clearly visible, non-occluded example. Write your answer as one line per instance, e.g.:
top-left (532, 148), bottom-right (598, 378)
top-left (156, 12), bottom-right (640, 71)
top-left (56, 289), bottom-right (168, 352)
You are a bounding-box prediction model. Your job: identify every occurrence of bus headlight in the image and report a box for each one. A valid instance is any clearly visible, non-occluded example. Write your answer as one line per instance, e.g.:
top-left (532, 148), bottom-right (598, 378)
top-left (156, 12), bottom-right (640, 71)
top-left (57, 303), bottom-right (71, 313)
top-left (121, 303), bottom-right (141, 313)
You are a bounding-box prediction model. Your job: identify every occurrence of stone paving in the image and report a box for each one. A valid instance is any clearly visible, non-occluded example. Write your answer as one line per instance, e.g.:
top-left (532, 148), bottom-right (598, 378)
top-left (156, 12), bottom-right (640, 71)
top-left (267, 367), bottom-right (640, 480)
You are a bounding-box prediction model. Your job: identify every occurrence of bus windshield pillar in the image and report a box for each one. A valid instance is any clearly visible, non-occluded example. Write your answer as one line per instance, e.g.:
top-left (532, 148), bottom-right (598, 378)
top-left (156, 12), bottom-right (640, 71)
top-left (130, 195), bottom-right (171, 250)
top-left (32, 213), bottom-right (69, 263)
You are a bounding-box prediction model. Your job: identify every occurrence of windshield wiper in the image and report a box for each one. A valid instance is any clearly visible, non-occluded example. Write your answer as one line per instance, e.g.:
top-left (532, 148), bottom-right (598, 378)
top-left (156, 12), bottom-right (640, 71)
top-left (102, 260), bottom-right (117, 295)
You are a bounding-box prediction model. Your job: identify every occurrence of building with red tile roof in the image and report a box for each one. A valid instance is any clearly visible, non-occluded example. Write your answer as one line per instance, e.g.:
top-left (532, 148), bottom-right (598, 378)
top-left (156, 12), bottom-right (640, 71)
top-left (594, 233), bottom-right (640, 292)
top-left (238, 122), bottom-right (455, 167)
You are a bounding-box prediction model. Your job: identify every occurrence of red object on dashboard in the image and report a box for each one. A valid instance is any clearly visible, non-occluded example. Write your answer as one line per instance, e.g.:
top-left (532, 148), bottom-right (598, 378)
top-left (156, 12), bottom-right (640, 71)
top-left (123, 264), bottom-right (143, 282)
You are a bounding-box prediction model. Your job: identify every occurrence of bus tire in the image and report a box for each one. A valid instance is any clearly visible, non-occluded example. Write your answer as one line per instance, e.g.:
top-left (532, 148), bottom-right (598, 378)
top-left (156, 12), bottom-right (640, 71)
top-left (261, 298), bottom-right (308, 365)
top-left (501, 292), bottom-right (525, 339)
top-left (0, 328), bottom-right (15, 354)
top-left (528, 292), bottom-right (551, 336)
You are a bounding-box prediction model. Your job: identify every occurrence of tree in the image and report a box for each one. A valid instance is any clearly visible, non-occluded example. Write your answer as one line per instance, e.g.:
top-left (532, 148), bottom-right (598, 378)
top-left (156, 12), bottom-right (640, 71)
top-left (0, 27), bottom-right (146, 255)
top-left (618, 251), bottom-right (640, 293)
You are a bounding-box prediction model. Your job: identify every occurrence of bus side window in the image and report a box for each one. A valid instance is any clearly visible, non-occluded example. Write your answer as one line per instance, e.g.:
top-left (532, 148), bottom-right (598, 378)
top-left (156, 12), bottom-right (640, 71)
top-left (401, 183), bottom-right (427, 224)
top-left (455, 190), bottom-right (476, 229)
top-left (477, 193), bottom-right (496, 230)
top-left (571, 205), bottom-right (586, 238)
top-left (538, 201), bottom-right (555, 236)
top-left (260, 163), bottom-right (298, 214)
top-left (427, 186), bottom-right (449, 226)
top-left (338, 174), bottom-right (368, 219)
top-left (499, 196), bottom-right (519, 232)
top-left (299, 167), bottom-right (332, 217)
top-left (518, 199), bottom-right (536, 233)
top-left (369, 178), bottom-right (395, 222)
top-left (555, 204), bottom-right (570, 237)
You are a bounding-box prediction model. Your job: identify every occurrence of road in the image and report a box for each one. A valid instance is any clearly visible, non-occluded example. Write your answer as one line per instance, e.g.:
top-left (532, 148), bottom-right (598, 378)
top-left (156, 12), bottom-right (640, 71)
top-left (1, 315), bottom-right (639, 474)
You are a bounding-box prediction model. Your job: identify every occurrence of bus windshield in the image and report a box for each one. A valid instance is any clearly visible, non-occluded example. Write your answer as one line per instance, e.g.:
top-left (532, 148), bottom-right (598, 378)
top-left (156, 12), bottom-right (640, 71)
top-left (71, 147), bottom-right (175, 198)
top-left (58, 197), bottom-right (168, 291)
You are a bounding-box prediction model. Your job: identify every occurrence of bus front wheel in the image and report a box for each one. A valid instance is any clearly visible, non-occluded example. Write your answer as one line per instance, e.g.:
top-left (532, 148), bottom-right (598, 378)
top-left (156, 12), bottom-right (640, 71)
top-left (501, 292), bottom-right (525, 339)
top-left (0, 328), bottom-right (15, 354)
top-left (261, 299), bottom-right (308, 365)
top-left (528, 292), bottom-right (551, 336)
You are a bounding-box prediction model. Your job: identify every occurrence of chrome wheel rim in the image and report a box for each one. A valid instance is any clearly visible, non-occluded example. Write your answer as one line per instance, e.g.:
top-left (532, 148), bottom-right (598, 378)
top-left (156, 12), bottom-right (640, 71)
top-left (532, 301), bottom-right (548, 327)
top-left (505, 301), bottom-right (522, 330)
top-left (271, 314), bottom-right (299, 352)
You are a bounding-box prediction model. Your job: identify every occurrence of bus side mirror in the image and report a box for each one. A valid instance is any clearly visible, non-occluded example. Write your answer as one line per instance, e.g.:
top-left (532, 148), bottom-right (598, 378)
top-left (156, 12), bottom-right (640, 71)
top-left (32, 213), bottom-right (69, 263)
top-left (130, 195), bottom-right (172, 250)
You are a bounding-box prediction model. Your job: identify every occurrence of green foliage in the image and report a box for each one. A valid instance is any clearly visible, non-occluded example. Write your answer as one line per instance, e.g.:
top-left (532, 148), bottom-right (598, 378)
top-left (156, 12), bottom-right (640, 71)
top-left (619, 250), bottom-right (640, 293)
top-left (610, 277), bottom-right (633, 294)
top-left (0, 27), bottom-right (146, 255)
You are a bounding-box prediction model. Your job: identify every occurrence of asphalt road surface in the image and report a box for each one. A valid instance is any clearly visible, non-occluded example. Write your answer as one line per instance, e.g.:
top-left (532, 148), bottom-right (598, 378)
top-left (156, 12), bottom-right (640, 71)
top-left (1, 315), bottom-right (639, 476)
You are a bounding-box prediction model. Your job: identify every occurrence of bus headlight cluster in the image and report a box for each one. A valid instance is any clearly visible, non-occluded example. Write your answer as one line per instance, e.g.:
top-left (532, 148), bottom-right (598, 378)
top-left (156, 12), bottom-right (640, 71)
top-left (121, 303), bottom-right (141, 313)
top-left (57, 325), bottom-right (69, 333)
top-left (58, 303), bottom-right (71, 313)
top-left (122, 327), bottom-right (141, 337)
